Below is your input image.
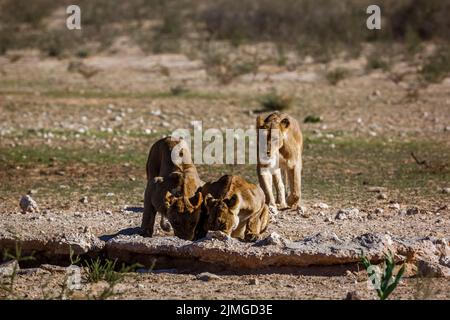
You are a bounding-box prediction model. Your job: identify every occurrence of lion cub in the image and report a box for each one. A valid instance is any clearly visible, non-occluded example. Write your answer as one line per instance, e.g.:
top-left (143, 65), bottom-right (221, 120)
top-left (200, 175), bottom-right (270, 241)
top-left (141, 136), bottom-right (203, 240)
top-left (256, 112), bottom-right (303, 214)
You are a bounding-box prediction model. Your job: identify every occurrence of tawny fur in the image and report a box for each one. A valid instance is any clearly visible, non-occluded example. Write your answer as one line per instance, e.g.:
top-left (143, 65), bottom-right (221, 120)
top-left (141, 136), bottom-right (203, 240)
top-left (256, 112), bottom-right (303, 214)
top-left (200, 175), bottom-right (270, 241)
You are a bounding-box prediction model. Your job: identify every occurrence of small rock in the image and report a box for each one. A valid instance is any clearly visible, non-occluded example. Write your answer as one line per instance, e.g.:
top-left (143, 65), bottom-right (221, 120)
top-left (377, 193), bottom-right (387, 200)
top-left (335, 212), bottom-right (347, 220)
top-left (258, 232), bottom-right (286, 246)
top-left (248, 278), bottom-right (259, 285)
top-left (313, 203), bottom-right (329, 209)
top-left (205, 231), bottom-right (232, 242)
top-left (137, 284), bottom-right (145, 289)
top-left (324, 217), bottom-right (333, 223)
top-left (0, 260), bottom-right (19, 276)
top-left (41, 264), bottom-right (69, 273)
top-left (367, 186), bottom-right (386, 193)
top-left (105, 210), bottom-right (112, 215)
top-left (374, 208), bottom-right (384, 214)
top-left (389, 203), bottom-right (400, 210)
top-left (297, 206), bottom-right (309, 218)
top-left (335, 208), bottom-right (359, 220)
top-left (79, 196), bottom-right (88, 204)
top-left (406, 207), bottom-right (420, 215)
top-left (18, 268), bottom-right (49, 276)
top-left (417, 260), bottom-right (450, 278)
top-left (196, 272), bottom-right (222, 282)
top-left (19, 195), bottom-right (38, 213)
top-left (441, 188), bottom-right (450, 194)
top-left (106, 193), bottom-right (115, 197)
top-left (331, 233), bottom-right (343, 243)
top-left (27, 189), bottom-right (38, 195)
top-left (74, 212), bottom-right (84, 218)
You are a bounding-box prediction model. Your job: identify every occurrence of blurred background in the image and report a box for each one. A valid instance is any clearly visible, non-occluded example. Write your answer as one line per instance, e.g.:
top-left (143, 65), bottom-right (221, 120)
top-left (1, 0), bottom-right (449, 82)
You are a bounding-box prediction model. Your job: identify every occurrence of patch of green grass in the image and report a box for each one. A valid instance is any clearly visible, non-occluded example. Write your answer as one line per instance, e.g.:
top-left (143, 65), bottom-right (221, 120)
top-left (303, 115), bottom-right (322, 124)
top-left (303, 136), bottom-right (450, 201)
top-left (361, 250), bottom-right (405, 300)
top-left (84, 257), bottom-right (142, 283)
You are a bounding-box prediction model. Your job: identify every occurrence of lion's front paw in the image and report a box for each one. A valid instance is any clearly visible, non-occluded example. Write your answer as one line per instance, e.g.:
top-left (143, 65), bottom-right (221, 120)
top-left (277, 202), bottom-right (288, 210)
top-left (160, 219), bottom-right (172, 232)
top-left (286, 194), bottom-right (300, 208)
top-left (139, 227), bottom-right (153, 237)
top-left (244, 233), bottom-right (261, 242)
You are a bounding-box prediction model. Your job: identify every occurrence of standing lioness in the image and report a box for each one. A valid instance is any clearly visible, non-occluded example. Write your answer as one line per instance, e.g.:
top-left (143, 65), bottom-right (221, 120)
top-left (256, 112), bottom-right (303, 214)
top-left (200, 175), bottom-right (270, 241)
top-left (141, 136), bottom-right (203, 240)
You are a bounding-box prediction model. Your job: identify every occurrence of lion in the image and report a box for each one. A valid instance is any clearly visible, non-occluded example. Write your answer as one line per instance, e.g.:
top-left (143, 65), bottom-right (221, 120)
top-left (256, 112), bottom-right (303, 214)
top-left (199, 175), bottom-right (270, 241)
top-left (141, 136), bottom-right (203, 240)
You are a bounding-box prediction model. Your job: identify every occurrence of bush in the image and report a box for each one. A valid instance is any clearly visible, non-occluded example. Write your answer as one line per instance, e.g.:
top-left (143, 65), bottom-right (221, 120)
top-left (421, 46), bottom-right (450, 83)
top-left (326, 68), bottom-right (349, 85)
top-left (259, 90), bottom-right (292, 111)
top-left (366, 55), bottom-right (390, 72)
top-left (304, 115), bottom-right (322, 123)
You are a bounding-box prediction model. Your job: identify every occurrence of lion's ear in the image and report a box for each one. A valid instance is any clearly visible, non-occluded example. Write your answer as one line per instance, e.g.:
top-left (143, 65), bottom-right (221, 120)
top-left (189, 192), bottom-right (203, 210)
top-left (224, 194), bottom-right (239, 209)
top-left (280, 117), bottom-right (290, 129)
top-left (165, 191), bottom-right (175, 209)
top-left (256, 116), bottom-right (264, 129)
top-left (205, 193), bottom-right (215, 208)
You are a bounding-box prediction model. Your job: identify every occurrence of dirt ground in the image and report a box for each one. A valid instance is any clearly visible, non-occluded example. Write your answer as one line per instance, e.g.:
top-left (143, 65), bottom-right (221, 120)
top-left (0, 49), bottom-right (449, 299)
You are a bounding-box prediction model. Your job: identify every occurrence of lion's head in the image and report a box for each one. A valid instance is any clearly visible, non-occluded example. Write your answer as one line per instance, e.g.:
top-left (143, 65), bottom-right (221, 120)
top-left (256, 112), bottom-right (291, 162)
top-left (164, 191), bottom-right (203, 240)
top-left (203, 193), bottom-right (240, 235)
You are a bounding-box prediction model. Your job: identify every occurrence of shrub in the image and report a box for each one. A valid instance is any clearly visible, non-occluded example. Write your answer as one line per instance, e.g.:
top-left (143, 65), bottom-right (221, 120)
top-left (304, 115), bottom-right (322, 123)
top-left (259, 90), bottom-right (292, 111)
top-left (326, 68), bottom-right (349, 85)
top-left (366, 55), bottom-right (390, 72)
top-left (421, 46), bottom-right (450, 84)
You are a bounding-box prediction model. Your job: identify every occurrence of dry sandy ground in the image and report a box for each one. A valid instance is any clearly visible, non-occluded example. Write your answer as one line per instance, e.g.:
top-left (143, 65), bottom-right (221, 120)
top-left (0, 50), bottom-right (449, 299)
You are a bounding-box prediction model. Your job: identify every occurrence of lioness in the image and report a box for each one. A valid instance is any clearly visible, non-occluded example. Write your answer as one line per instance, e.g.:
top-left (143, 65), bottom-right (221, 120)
top-left (256, 112), bottom-right (303, 214)
top-left (141, 136), bottom-right (203, 240)
top-left (200, 175), bottom-right (270, 241)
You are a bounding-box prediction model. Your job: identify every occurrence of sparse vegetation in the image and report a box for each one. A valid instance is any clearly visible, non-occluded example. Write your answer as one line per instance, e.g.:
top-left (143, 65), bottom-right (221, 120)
top-left (361, 250), bottom-right (406, 300)
top-left (170, 85), bottom-right (189, 96)
top-left (259, 90), bottom-right (292, 111)
top-left (304, 115), bottom-right (322, 124)
top-left (420, 45), bottom-right (450, 83)
top-left (84, 258), bottom-right (141, 284)
top-left (1, 243), bottom-right (35, 298)
top-left (366, 54), bottom-right (390, 72)
top-left (326, 68), bottom-right (349, 85)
